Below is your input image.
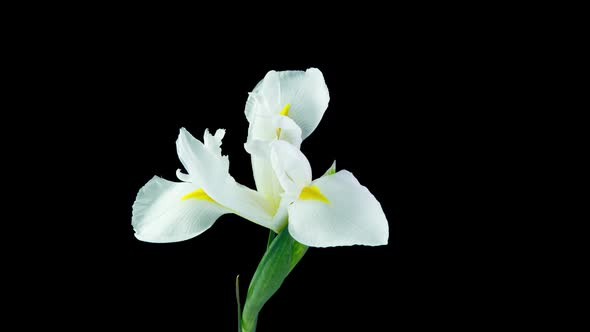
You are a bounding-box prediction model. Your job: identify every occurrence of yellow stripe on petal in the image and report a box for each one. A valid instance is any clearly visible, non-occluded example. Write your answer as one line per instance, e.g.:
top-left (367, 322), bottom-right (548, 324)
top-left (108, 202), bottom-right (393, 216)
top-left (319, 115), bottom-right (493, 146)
top-left (276, 103), bottom-right (291, 139)
top-left (299, 185), bottom-right (330, 204)
top-left (181, 188), bottom-right (215, 202)
top-left (279, 103), bottom-right (291, 116)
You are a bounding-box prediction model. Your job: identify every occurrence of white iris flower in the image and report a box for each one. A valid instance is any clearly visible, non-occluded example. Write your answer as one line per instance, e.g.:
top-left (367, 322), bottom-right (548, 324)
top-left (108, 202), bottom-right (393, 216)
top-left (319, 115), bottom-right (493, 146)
top-left (132, 68), bottom-right (388, 248)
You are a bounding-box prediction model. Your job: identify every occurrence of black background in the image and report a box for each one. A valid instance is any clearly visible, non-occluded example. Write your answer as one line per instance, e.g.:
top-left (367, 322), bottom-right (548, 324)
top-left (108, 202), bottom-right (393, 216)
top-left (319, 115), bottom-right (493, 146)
top-left (96, 63), bottom-right (454, 331)
top-left (21, 33), bottom-right (493, 330)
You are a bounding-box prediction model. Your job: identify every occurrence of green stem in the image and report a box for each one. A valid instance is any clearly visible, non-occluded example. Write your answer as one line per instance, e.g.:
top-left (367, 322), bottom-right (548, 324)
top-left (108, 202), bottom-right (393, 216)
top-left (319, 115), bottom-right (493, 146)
top-left (236, 275), bottom-right (242, 332)
top-left (241, 228), bottom-right (308, 332)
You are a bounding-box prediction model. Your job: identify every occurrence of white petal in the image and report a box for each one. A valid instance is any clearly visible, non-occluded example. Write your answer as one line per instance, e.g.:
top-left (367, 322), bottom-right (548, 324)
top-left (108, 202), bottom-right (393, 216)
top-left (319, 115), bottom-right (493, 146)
top-left (244, 69), bottom-right (325, 199)
top-left (246, 146), bottom-right (282, 210)
top-left (275, 68), bottom-right (330, 140)
top-left (271, 191), bottom-right (298, 232)
top-left (176, 169), bottom-right (191, 182)
top-left (213, 178), bottom-right (282, 231)
top-left (244, 139), bottom-right (270, 158)
top-left (270, 140), bottom-right (312, 194)
top-left (176, 128), bottom-right (278, 231)
top-left (203, 128), bottom-right (225, 156)
top-left (176, 127), bottom-right (228, 188)
top-left (245, 68), bottom-right (329, 141)
top-left (244, 114), bottom-right (302, 203)
top-left (132, 176), bottom-right (228, 243)
top-left (245, 76), bottom-right (276, 143)
top-left (288, 170), bottom-right (389, 247)
top-left (272, 115), bottom-right (303, 148)
top-left (259, 70), bottom-right (282, 112)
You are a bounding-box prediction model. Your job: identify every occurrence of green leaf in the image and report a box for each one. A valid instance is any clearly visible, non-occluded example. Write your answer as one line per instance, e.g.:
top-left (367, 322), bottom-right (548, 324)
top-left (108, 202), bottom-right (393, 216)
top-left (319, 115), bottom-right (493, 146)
top-left (241, 228), bottom-right (308, 332)
top-left (322, 160), bottom-right (337, 177)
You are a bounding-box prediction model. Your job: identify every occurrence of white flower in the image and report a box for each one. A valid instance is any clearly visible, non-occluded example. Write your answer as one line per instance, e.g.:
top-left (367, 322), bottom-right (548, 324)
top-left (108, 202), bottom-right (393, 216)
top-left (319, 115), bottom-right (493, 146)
top-left (244, 68), bottom-right (330, 210)
top-left (132, 68), bottom-right (388, 247)
top-left (269, 140), bottom-right (388, 247)
top-left (132, 128), bottom-right (280, 243)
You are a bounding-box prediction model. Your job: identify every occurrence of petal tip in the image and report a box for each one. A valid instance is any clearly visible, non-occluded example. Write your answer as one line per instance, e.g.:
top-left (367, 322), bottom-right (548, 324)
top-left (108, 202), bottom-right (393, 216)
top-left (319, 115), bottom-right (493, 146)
top-left (214, 128), bottom-right (226, 141)
top-left (306, 67), bottom-right (322, 74)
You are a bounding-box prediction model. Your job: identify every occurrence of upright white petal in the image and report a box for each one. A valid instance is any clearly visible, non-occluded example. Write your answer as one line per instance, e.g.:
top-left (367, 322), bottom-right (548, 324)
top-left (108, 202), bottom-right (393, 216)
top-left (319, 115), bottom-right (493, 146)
top-left (274, 68), bottom-right (329, 140)
top-left (132, 176), bottom-right (228, 243)
top-left (245, 68), bottom-right (330, 140)
top-left (288, 170), bottom-right (389, 247)
top-left (244, 68), bottom-right (329, 199)
top-left (259, 70), bottom-right (281, 113)
top-left (270, 140), bottom-right (312, 194)
top-left (244, 71), bottom-right (278, 123)
top-left (176, 128), bottom-right (279, 231)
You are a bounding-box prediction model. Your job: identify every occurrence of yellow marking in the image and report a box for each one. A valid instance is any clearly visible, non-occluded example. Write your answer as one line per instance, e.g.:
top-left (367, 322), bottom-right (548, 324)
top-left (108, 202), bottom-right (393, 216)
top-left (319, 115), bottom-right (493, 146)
top-left (279, 103), bottom-right (291, 116)
top-left (298, 185), bottom-right (330, 204)
top-left (276, 103), bottom-right (291, 138)
top-left (181, 188), bottom-right (215, 202)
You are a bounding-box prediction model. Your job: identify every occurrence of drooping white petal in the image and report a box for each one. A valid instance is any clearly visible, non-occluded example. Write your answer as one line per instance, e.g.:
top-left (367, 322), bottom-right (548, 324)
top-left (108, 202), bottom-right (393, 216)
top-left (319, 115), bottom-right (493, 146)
top-left (288, 170), bottom-right (389, 247)
top-left (245, 68), bottom-right (330, 140)
top-left (270, 140), bottom-right (312, 194)
top-left (176, 128), bottom-right (279, 231)
top-left (132, 176), bottom-right (228, 243)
